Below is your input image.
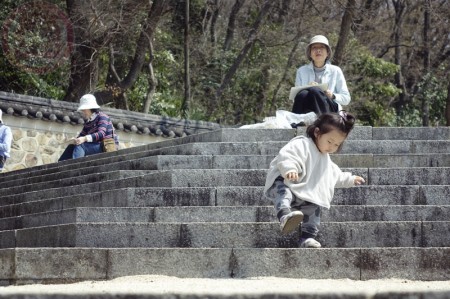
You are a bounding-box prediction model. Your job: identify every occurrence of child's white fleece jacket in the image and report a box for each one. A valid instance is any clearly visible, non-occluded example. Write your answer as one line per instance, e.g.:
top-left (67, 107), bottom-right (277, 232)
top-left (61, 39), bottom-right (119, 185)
top-left (263, 136), bottom-right (356, 209)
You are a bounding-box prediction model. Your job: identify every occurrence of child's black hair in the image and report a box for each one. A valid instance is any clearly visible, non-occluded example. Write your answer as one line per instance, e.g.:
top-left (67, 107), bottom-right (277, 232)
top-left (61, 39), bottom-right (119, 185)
top-left (306, 111), bottom-right (356, 150)
top-left (90, 108), bottom-right (100, 114)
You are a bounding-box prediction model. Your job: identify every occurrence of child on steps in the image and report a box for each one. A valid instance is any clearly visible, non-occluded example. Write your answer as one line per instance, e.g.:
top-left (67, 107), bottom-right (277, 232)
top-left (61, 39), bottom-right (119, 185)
top-left (264, 111), bottom-right (365, 248)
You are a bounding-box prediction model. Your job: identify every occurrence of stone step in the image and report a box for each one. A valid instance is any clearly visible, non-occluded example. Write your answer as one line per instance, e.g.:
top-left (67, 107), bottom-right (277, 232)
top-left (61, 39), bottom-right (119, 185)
top-left (370, 126), bottom-right (450, 140)
top-left (133, 154), bottom-right (450, 170)
top-left (0, 127), bottom-right (230, 183)
top-left (2, 167), bottom-right (449, 199)
top-left (150, 140), bottom-right (450, 156)
top-left (0, 205), bottom-right (448, 231)
top-left (0, 126), bottom-right (447, 184)
top-left (1, 185), bottom-right (449, 218)
top-left (1, 247), bottom-right (448, 283)
top-left (0, 170), bottom-right (157, 197)
top-left (0, 129), bottom-right (449, 184)
top-left (2, 153), bottom-right (449, 189)
top-left (1, 221), bottom-right (448, 249)
top-left (0, 128), bottom-right (294, 184)
top-left (226, 127), bottom-right (450, 142)
top-left (0, 168), bottom-right (367, 198)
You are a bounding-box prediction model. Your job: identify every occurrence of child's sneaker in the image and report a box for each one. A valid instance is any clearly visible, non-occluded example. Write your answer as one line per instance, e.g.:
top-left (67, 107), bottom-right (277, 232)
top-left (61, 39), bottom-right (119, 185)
top-left (299, 237), bottom-right (321, 248)
top-left (279, 211), bottom-right (303, 235)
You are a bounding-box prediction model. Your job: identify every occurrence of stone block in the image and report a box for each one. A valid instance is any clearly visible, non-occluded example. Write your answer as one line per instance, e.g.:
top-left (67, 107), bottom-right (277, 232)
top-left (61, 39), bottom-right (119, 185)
top-left (15, 225), bottom-right (76, 247)
top-left (212, 155), bottom-right (275, 169)
top-left (0, 249), bottom-right (14, 282)
top-left (21, 138), bottom-right (38, 152)
top-left (373, 154), bottom-right (450, 168)
top-left (373, 127), bottom-right (450, 140)
top-left (14, 248), bottom-right (108, 283)
top-left (369, 168), bottom-right (450, 185)
top-left (216, 186), bottom-right (268, 206)
top-left (12, 129), bottom-right (24, 141)
top-left (359, 248), bottom-right (450, 280)
top-left (24, 153), bottom-right (38, 168)
top-left (232, 248), bottom-right (361, 279)
top-left (220, 128), bottom-right (296, 142)
top-left (331, 154), bottom-right (374, 168)
top-left (421, 221), bottom-right (450, 247)
top-left (419, 186), bottom-right (450, 205)
top-left (341, 140), bottom-right (413, 155)
top-left (74, 223), bottom-right (181, 247)
top-left (318, 222), bottom-right (423, 248)
top-left (183, 223), bottom-right (296, 248)
top-left (0, 230), bottom-right (16, 248)
top-left (108, 248), bottom-right (232, 278)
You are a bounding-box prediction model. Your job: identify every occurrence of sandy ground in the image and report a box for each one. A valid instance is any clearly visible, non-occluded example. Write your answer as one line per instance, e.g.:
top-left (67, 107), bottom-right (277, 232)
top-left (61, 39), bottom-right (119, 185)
top-left (1, 276), bottom-right (450, 296)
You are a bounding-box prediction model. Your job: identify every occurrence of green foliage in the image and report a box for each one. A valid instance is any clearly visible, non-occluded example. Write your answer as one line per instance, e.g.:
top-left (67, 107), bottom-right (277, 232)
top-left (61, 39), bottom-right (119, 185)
top-left (414, 72), bottom-right (448, 126)
top-left (0, 0), bottom-right (69, 99)
top-left (347, 50), bottom-right (402, 126)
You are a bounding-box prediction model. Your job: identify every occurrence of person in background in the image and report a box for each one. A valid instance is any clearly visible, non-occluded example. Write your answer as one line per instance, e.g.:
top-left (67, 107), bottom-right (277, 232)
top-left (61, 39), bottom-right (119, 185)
top-left (58, 94), bottom-right (117, 161)
top-left (264, 111), bottom-right (365, 248)
top-left (0, 109), bottom-right (13, 171)
top-left (292, 35), bottom-right (351, 117)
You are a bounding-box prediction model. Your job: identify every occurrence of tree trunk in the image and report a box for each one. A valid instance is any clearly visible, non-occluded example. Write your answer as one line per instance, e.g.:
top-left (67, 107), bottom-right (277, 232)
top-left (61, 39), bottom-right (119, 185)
top-left (392, 0), bottom-right (408, 113)
top-left (181, 0), bottom-right (190, 119)
top-left (144, 40), bottom-right (157, 114)
top-left (333, 0), bottom-right (356, 66)
top-left (119, 0), bottom-right (167, 91)
top-left (223, 0), bottom-right (245, 51)
top-left (100, 0), bottom-right (167, 109)
top-left (212, 0), bottom-right (272, 116)
top-left (422, 0), bottom-right (430, 126)
top-left (209, 0), bottom-right (219, 47)
top-left (446, 78), bottom-right (450, 126)
top-left (64, 0), bottom-right (99, 103)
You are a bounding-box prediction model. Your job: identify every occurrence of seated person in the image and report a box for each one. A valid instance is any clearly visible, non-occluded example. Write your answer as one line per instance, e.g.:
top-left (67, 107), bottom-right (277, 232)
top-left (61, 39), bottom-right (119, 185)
top-left (59, 94), bottom-right (117, 161)
top-left (293, 35), bottom-right (351, 116)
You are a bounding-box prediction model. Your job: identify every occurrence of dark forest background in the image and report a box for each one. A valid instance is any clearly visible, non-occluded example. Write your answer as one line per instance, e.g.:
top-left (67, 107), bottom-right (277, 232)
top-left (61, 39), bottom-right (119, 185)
top-left (1, 0), bottom-right (449, 126)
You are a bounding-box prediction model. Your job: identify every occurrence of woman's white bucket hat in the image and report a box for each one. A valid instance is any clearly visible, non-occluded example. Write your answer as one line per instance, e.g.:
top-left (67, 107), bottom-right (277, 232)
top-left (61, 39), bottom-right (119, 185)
top-left (77, 94), bottom-right (100, 111)
top-left (306, 35), bottom-right (332, 61)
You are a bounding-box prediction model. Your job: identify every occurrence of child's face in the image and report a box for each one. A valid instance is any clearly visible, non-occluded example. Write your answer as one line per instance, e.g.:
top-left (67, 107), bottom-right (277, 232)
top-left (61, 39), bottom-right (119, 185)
top-left (314, 128), bottom-right (347, 154)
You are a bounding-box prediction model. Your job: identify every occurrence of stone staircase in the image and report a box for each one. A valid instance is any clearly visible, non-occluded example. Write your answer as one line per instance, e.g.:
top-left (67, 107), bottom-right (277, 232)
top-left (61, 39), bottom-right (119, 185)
top-left (0, 127), bottom-right (449, 285)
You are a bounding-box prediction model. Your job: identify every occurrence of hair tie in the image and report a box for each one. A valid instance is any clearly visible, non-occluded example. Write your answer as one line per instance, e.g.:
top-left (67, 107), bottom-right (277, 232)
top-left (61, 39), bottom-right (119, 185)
top-left (339, 110), bottom-right (348, 121)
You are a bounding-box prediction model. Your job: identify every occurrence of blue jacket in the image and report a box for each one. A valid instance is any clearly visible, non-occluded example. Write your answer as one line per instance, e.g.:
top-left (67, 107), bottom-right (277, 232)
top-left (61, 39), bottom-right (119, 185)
top-left (0, 123), bottom-right (12, 158)
top-left (295, 62), bottom-right (351, 108)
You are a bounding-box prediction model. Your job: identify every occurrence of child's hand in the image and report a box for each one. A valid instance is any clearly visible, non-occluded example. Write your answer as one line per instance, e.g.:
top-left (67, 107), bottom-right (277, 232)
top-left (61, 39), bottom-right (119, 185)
top-left (354, 176), bottom-right (365, 185)
top-left (285, 171), bottom-right (299, 181)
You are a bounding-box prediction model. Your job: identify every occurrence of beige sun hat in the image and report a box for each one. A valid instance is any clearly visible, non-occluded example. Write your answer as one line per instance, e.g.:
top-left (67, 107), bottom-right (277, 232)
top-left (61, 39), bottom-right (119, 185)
top-left (77, 94), bottom-right (100, 111)
top-left (306, 35), bottom-right (332, 61)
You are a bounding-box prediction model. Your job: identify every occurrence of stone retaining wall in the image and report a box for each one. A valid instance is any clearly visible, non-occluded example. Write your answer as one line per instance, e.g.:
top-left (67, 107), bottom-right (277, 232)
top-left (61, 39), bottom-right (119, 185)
top-left (2, 115), bottom-right (165, 172)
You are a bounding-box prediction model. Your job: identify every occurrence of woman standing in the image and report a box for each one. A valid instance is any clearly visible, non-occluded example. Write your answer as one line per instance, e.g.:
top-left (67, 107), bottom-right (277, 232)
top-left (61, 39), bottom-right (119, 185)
top-left (58, 94), bottom-right (117, 161)
top-left (292, 35), bottom-right (351, 116)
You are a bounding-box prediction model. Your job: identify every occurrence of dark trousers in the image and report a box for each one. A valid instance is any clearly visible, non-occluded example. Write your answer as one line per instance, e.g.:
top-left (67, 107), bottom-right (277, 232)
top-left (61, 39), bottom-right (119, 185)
top-left (58, 142), bottom-right (103, 161)
top-left (292, 87), bottom-right (338, 115)
top-left (265, 178), bottom-right (321, 239)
